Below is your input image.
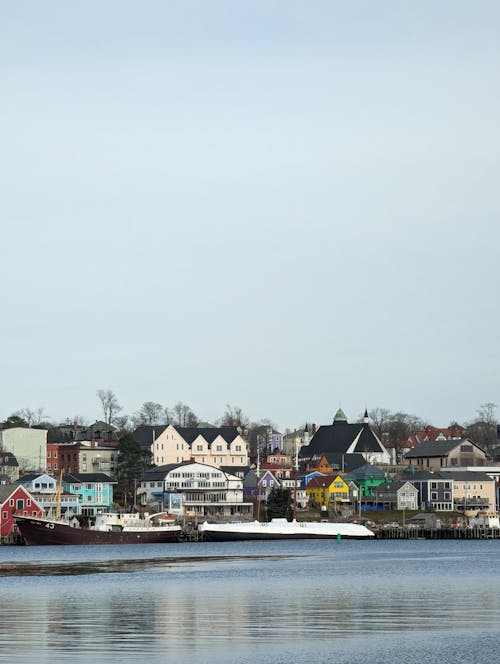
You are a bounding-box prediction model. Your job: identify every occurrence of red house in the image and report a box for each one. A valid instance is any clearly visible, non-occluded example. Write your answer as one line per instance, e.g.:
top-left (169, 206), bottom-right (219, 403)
top-left (0, 484), bottom-right (43, 538)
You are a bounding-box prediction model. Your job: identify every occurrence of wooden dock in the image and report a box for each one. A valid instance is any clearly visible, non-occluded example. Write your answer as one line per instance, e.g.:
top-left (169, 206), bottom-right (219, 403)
top-left (376, 527), bottom-right (500, 540)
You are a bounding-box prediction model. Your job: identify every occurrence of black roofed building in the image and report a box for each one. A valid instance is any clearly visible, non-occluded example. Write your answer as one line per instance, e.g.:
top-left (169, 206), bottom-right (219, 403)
top-left (143, 424), bottom-right (249, 471)
top-left (404, 438), bottom-right (488, 471)
top-left (300, 408), bottom-right (391, 467)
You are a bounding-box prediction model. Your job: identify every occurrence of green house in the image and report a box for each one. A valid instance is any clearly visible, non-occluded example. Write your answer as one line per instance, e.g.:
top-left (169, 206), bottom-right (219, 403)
top-left (343, 464), bottom-right (388, 498)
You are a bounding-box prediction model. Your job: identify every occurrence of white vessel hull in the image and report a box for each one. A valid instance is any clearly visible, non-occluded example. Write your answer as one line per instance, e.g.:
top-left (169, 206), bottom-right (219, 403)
top-left (198, 519), bottom-right (374, 541)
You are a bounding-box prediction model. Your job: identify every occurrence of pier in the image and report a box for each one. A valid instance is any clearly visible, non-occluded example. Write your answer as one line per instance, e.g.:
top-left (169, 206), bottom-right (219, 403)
top-left (376, 527), bottom-right (500, 540)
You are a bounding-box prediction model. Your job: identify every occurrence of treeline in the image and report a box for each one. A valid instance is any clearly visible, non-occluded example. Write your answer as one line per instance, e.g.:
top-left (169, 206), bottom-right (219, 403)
top-left (1, 395), bottom-right (498, 455)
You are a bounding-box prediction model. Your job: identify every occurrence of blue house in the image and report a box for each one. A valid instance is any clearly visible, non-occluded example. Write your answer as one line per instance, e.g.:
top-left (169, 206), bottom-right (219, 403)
top-left (64, 473), bottom-right (115, 516)
top-left (17, 472), bottom-right (80, 516)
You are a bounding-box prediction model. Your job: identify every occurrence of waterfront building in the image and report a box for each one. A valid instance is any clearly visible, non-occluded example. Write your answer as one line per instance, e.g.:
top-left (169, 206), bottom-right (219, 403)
top-left (343, 464), bottom-right (388, 499)
top-left (63, 473), bottom-right (115, 516)
top-left (300, 408), bottom-right (391, 467)
top-left (404, 438), bottom-right (488, 471)
top-left (401, 470), bottom-right (453, 511)
top-left (140, 462), bottom-right (253, 520)
top-left (16, 473), bottom-right (80, 516)
top-left (370, 480), bottom-right (419, 511)
top-left (438, 471), bottom-right (496, 514)
top-left (0, 484), bottom-right (43, 538)
top-left (305, 474), bottom-right (351, 509)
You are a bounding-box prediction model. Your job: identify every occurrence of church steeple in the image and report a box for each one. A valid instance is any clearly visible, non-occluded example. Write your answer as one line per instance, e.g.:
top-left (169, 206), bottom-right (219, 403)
top-left (333, 407), bottom-right (348, 423)
top-left (363, 408), bottom-right (369, 424)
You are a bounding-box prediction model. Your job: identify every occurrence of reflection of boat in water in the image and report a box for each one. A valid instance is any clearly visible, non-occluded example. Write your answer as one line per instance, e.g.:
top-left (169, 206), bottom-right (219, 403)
top-left (198, 518), bottom-right (375, 541)
top-left (14, 512), bottom-right (182, 546)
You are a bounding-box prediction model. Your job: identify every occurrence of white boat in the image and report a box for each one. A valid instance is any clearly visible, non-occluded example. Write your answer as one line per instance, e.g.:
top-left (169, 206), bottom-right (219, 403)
top-left (198, 518), bottom-right (374, 541)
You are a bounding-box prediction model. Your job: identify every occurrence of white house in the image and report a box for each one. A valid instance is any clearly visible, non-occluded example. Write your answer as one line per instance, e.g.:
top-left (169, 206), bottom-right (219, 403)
top-left (140, 462), bottom-right (254, 520)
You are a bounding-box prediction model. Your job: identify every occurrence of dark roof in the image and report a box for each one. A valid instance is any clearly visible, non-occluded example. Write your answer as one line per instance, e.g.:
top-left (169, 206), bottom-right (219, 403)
top-left (220, 466), bottom-right (250, 476)
top-left (0, 484), bottom-right (29, 503)
top-left (405, 439), bottom-right (484, 458)
top-left (438, 471), bottom-right (494, 482)
top-left (322, 453), bottom-right (366, 473)
top-left (400, 469), bottom-right (447, 481)
top-left (301, 419), bottom-right (384, 458)
top-left (344, 464), bottom-right (387, 481)
top-left (64, 473), bottom-right (116, 484)
top-left (176, 426), bottom-right (241, 445)
top-left (375, 480), bottom-right (414, 493)
top-left (132, 425), bottom-right (169, 449)
top-left (18, 473), bottom-right (50, 483)
top-left (307, 476), bottom-right (338, 489)
top-left (0, 451), bottom-right (19, 466)
top-left (142, 463), bottom-right (181, 481)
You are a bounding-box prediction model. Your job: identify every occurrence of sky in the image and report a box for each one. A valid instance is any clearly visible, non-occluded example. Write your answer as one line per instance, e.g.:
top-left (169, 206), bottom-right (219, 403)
top-left (1, 1), bottom-right (499, 430)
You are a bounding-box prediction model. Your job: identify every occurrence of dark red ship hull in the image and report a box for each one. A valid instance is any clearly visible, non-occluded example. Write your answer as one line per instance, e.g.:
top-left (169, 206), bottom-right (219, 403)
top-left (14, 515), bottom-right (182, 546)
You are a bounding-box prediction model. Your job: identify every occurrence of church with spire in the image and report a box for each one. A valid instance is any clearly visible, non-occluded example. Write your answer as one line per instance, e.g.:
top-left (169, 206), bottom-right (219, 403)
top-left (299, 407), bottom-right (391, 467)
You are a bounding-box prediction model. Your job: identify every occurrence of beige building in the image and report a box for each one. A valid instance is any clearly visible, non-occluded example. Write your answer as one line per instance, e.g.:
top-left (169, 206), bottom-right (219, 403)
top-left (79, 442), bottom-right (117, 476)
top-left (0, 427), bottom-right (47, 473)
top-left (445, 471), bottom-right (497, 514)
top-left (405, 438), bottom-right (488, 471)
top-left (151, 425), bottom-right (249, 469)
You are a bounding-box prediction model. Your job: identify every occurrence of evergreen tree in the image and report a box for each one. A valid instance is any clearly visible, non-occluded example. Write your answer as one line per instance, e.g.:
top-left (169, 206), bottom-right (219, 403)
top-left (265, 487), bottom-right (293, 521)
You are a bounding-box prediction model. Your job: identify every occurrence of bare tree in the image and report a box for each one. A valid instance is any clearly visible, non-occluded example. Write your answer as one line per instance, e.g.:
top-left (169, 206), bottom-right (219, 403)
top-left (218, 404), bottom-right (250, 428)
top-left (367, 407), bottom-right (392, 440)
top-left (96, 389), bottom-right (122, 426)
top-left (171, 402), bottom-right (198, 427)
top-left (465, 402), bottom-right (498, 455)
top-left (14, 407), bottom-right (47, 427)
top-left (133, 401), bottom-right (164, 426)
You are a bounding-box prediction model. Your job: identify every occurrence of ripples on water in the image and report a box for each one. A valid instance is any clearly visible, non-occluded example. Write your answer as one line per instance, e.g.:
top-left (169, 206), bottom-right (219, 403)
top-left (0, 540), bottom-right (499, 664)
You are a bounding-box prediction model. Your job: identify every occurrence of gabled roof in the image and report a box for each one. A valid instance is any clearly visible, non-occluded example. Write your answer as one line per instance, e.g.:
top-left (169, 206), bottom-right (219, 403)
top-left (18, 473), bottom-right (54, 484)
top-left (0, 451), bottom-right (18, 467)
top-left (306, 475), bottom-right (345, 489)
top-left (243, 470), bottom-right (278, 487)
top-left (404, 438), bottom-right (484, 459)
top-left (0, 483), bottom-right (31, 504)
top-left (375, 480), bottom-right (416, 493)
top-left (302, 416), bottom-right (386, 458)
top-left (176, 426), bottom-right (241, 445)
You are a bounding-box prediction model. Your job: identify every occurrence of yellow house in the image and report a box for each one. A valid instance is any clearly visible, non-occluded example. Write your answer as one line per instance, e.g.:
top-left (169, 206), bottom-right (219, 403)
top-left (306, 475), bottom-right (350, 507)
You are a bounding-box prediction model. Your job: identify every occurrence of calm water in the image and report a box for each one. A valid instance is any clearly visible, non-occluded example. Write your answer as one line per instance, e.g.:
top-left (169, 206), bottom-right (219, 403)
top-left (0, 539), bottom-right (499, 663)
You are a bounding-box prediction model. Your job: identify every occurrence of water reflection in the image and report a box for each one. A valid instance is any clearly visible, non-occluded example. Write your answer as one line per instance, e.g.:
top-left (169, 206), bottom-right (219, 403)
top-left (1, 540), bottom-right (499, 664)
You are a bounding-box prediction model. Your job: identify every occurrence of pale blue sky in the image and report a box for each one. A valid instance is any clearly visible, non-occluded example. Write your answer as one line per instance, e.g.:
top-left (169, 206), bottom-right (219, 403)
top-left (1, 1), bottom-right (499, 429)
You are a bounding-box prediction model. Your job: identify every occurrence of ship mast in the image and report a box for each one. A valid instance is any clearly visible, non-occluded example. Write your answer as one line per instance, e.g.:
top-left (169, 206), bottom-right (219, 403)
top-left (55, 468), bottom-right (63, 521)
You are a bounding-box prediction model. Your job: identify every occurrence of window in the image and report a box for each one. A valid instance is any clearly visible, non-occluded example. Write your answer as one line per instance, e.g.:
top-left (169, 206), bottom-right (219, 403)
top-left (431, 492), bottom-right (438, 500)
top-left (431, 482), bottom-right (437, 489)
top-left (53, 451), bottom-right (57, 458)
top-left (54, 463), bottom-right (58, 470)
top-left (197, 445), bottom-right (203, 451)
top-left (48, 463), bottom-right (52, 470)
top-left (48, 451), bottom-right (51, 458)
top-left (9, 499), bottom-right (14, 507)
top-left (16, 499), bottom-right (24, 510)
top-left (444, 492), bottom-right (451, 500)
top-left (2, 511), bottom-right (7, 519)
top-left (27, 499), bottom-right (31, 507)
